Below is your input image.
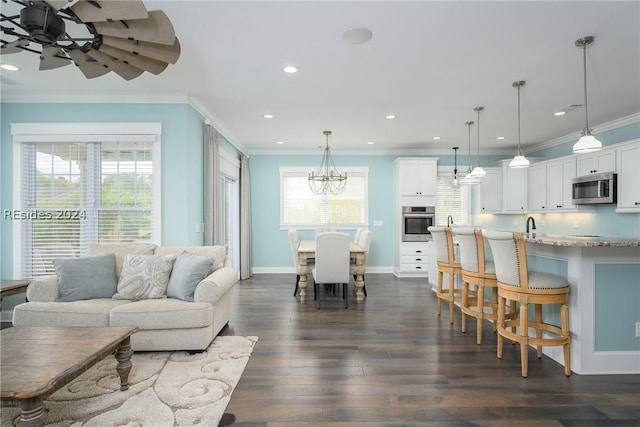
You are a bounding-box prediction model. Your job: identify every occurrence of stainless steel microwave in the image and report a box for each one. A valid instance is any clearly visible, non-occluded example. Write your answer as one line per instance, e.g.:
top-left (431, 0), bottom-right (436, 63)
top-left (571, 172), bottom-right (617, 204)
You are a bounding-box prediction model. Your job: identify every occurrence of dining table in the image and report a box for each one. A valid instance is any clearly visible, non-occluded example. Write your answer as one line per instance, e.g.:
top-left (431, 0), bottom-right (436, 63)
top-left (297, 240), bottom-right (367, 304)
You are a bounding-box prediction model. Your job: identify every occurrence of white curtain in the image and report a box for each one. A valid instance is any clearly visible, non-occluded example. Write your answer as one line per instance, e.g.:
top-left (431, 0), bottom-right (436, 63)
top-left (203, 124), bottom-right (222, 246)
top-left (239, 154), bottom-right (252, 279)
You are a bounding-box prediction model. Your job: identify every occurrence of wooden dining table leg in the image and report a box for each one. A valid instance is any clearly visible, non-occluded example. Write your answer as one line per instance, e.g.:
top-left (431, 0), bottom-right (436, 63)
top-left (354, 253), bottom-right (365, 303)
top-left (298, 253), bottom-right (309, 303)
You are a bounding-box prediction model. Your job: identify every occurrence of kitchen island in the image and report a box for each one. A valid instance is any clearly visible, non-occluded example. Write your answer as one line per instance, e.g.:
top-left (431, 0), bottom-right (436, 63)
top-left (521, 233), bottom-right (640, 375)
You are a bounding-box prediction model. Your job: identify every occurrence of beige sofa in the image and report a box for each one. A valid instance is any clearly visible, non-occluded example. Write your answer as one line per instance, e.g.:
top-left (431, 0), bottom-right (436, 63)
top-left (12, 243), bottom-right (236, 352)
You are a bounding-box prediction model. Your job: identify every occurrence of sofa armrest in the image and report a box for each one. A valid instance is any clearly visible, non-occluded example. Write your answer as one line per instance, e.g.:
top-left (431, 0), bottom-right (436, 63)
top-left (26, 275), bottom-right (59, 302)
top-left (194, 266), bottom-right (236, 304)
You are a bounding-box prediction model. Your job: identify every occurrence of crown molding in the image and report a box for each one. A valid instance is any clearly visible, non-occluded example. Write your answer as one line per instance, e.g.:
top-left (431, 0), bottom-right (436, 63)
top-left (187, 97), bottom-right (246, 155)
top-left (525, 112), bottom-right (640, 154)
top-left (1, 92), bottom-right (190, 104)
top-left (248, 147), bottom-right (512, 156)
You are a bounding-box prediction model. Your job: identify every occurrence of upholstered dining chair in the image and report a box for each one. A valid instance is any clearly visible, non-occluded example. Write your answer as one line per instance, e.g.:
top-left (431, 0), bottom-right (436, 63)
top-left (453, 227), bottom-right (499, 344)
top-left (350, 228), bottom-right (371, 296)
top-left (288, 228), bottom-right (302, 296)
top-left (312, 232), bottom-right (351, 309)
top-left (483, 230), bottom-right (571, 378)
top-left (315, 226), bottom-right (338, 235)
top-left (428, 226), bottom-right (463, 324)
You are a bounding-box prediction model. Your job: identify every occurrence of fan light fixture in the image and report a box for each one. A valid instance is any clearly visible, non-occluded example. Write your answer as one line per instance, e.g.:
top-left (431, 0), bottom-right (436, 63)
top-left (573, 36), bottom-right (602, 154)
top-left (469, 107), bottom-right (486, 178)
top-left (0, 0), bottom-right (180, 80)
top-left (452, 146), bottom-right (460, 188)
top-left (509, 80), bottom-right (530, 169)
top-left (461, 121), bottom-right (481, 186)
top-left (308, 131), bottom-right (347, 195)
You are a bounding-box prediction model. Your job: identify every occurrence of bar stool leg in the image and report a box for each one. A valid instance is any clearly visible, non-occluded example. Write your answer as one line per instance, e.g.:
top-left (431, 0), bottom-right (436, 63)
top-left (436, 270), bottom-right (443, 317)
top-left (519, 301), bottom-right (529, 378)
top-left (561, 302), bottom-right (571, 376)
top-left (476, 284), bottom-right (485, 345)
top-left (497, 295), bottom-right (505, 359)
top-left (461, 279), bottom-right (469, 333)
top-left (448, 272), bottom-right (455, 324)
top-left (535, 303), bottom-right (543, 359)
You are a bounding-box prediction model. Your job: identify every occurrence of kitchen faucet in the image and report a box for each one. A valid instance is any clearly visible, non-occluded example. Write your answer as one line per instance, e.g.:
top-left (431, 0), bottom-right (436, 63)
top-left (447, 215), bottom-right (454, 227)
top-left (526, 216), bottom-right (536, 234)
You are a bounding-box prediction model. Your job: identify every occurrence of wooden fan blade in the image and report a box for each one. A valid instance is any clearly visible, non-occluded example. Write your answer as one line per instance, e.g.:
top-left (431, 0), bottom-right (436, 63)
top-left (39, 47), bottom-right (71, 70)
top-left (1, 39), bottom-right (30, 54)
top-left (70, 0), bottom-right (148, 23)
top-left (44, 1), bottom-right (72, 11)
top-left (86, 49), bottom-right (144, 80)
top-left (97, 44), bottom-right (167, 75)
top-left (93, 10), bottom-right (176, 46)
top-left (67, 49), bottom-right (110, 79)
top-left (102, 35), bottom-right (180, 64)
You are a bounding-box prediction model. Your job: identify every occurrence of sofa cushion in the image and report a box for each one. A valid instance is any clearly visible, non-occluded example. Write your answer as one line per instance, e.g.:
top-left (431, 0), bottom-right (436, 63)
top-left (155, 246), bottom-right (226, 273)
top-left (166, 252), bottom-right (215, 301)
top-left (88, 243), bottom-right (157, 279)
top-left (54, 253), bottom-right (118, 302)
top-left (109, 299), bottom-right (213, 330)
top-left (12, 299), bottom-right (130, 327)
top-left (113, 254), bottom-right (176, 300)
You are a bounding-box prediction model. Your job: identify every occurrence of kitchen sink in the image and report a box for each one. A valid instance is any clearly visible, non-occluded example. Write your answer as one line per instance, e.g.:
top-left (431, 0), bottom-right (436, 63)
top-left (568, 234), bottom-right (600, 237)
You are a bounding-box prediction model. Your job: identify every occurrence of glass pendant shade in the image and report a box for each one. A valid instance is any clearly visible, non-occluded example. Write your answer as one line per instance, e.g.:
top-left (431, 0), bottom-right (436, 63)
top-left (509, 154), bottom-right (530, 168)
top-left (469, 165), bottom-right (486, 177)
top-left (573, 36), bottom-right (602, 154)
top-left (460, 170), bottom-right (482, 185)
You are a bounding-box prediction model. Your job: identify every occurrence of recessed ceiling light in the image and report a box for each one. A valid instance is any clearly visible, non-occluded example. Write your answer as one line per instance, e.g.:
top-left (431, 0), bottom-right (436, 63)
top-left (496, 136), bottom-right (505, 140)
top-left (385, 114), bottom-right (396, 119)
top-left (282, 65), bottom-right (299, 74)
top-left (432, 136), bottom-right (441, 140)
top-left (343, 27), bottom-right (373, 44)
top-left (1, 64), bottom-right (19, 71)
top-left (367, 141), bottom-right (375, 145)
top-left (554, 111), bottom-right (567, 116)
top-left (263, 114), bottom-right (274, 119)
top-left (276, 141), bottom-right (284, 145)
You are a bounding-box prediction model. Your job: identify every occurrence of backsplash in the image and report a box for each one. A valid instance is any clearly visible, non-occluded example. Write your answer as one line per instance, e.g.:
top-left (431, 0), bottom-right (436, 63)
top-left (473, 205), bottom-right (640, 238)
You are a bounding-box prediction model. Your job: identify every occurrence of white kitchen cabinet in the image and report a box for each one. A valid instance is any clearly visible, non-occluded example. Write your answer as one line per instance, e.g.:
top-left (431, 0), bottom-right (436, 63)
top-left (474, 167), bottom-right (502, 213)
top-left (576, 148), bottom-right (615, 176)
top-left (615, 141), bottom-right (640, 212)
top-left (547, 157), bottom-right (577, 211)
top-left (501, 160), bottom-right (528, 212)
top-left (528, 163), bottom-right (548, 212)
top-left (397, 242), bottom-right (430, 277)
top-left (398, 158), bottom-right (437, 196)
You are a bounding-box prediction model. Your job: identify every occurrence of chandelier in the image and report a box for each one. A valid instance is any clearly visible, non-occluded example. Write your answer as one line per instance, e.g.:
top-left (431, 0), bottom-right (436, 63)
top-left (308, 131), bottom-right (347, 195)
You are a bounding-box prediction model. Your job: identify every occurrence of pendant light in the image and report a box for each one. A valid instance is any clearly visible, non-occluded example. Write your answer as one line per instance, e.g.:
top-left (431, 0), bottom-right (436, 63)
top-left (308, 130), bottom-right (347, 194)
top-left (572, 36), bottom-right (602, 154)
top-left (469, 106), bottom-right (486, 177)
top-left (461, 121), bottom-right (481, 185)
top-left (509, 80), bottom-right (530, 168)
top-left (452, 146), bottom-right (460, 188)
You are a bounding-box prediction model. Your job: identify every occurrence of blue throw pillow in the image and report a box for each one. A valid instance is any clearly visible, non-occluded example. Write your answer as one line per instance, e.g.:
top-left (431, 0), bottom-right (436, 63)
top-left (54, 253), bottom-right (118, 302)
top-left (166, 252), bottom-right (215, 301)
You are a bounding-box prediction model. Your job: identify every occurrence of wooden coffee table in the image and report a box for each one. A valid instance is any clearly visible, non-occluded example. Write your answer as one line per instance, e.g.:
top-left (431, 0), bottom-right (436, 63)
top-left (1, 326), bottom-right (139, 426)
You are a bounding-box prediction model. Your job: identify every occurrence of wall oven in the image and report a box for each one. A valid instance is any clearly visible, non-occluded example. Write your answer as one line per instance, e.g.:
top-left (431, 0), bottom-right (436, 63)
top-left (402, 206), bottom-right (435, 242)
top-left (571, 172), bottom-right (617, 204)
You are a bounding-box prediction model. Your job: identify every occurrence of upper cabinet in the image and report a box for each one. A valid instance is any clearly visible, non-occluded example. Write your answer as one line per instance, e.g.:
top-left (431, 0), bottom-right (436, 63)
top-left (547, 157), bottom-right (578, 211)
top-left (528, 163), bottom-right (548, 212)
top-left (398, 158), bottom-right (438, 196)
top-left (577, 148), bottom-right (616, 176)
top-left (501, 160), bottom-right (528, 212)
top-left (474, 167), bottom-right (502, 213)
top-left (616, 141), bottom-right (640, 213)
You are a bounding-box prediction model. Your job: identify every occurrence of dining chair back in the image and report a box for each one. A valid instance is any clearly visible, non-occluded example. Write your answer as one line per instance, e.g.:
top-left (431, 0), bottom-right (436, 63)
top-left (313, 232), bottom-right (351, 309)
top-left (315, 226), bottom-right (338, 236)
top-left (288, 228), bottom-right (301, 296)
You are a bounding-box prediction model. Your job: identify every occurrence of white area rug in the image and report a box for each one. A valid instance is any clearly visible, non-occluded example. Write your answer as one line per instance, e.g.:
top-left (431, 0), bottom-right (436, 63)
top-left (1, 335), bottom-right (257, 426)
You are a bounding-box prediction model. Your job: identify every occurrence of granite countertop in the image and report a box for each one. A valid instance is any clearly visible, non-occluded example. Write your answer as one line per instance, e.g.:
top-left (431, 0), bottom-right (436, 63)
top-left (522, 233), bottom-right (640, 247)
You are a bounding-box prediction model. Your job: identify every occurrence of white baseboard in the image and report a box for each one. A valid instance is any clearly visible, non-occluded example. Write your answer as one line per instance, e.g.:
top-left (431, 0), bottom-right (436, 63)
top-left (251, 266), bottom-right (394, 274)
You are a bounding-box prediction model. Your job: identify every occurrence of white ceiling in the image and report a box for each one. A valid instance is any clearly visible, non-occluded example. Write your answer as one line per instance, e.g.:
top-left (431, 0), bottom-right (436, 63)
top-left (2, 1), bottom-right (639, 155)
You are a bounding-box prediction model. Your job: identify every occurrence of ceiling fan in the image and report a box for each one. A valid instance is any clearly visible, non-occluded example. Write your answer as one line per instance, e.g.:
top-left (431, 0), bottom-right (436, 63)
top-left (0, 0), bottom-right (180, 80)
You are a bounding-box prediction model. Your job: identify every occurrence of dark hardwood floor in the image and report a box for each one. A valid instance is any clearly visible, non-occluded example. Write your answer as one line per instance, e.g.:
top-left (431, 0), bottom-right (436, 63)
top-left (221, 273), bottom-right (640, 426)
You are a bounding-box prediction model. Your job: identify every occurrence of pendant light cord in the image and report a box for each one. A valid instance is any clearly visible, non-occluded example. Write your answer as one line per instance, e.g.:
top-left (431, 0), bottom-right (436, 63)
top-left (466, 121), bottom-right (473, 172)
top-left (475, 108), bottom-right (481, 167)
top-left (582, 42), bottom-right (590, 132)
top-left (517, 84), bottom-right (522, 155)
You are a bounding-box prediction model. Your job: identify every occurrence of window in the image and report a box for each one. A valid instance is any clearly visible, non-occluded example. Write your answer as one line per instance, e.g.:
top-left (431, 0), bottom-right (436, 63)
top-left (280, 166), bottom-right (368, 228)
top-left (435, 169), bottom-right (469, 225)
top-left (12, 123), bottom-right (161, 278)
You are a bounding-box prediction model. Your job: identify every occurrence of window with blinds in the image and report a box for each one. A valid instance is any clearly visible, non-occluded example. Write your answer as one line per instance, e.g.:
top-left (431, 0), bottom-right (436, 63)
top-left (280, 167), bottom-right (368, 227)
top-left (435, 171), bottom-right (469, 225)
top-left (19, 140), bottom-right (155, 277)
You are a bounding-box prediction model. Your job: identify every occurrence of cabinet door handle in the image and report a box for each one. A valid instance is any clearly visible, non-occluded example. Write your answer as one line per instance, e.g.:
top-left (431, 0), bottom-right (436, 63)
top-left (415, 250), bottom-right (422, 253)
top-left (415, 258), bottom-right (422, 262)
top-left (415, 266), bottom-right (422, 269)
top-left (635, 202), bottom-right (639, 206)
top-left (542, 206), bottom-right (545, 209)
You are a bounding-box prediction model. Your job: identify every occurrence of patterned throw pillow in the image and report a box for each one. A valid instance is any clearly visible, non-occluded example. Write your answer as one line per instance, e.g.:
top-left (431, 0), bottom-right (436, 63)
top-left (113, 254), bottom-right (176, 300)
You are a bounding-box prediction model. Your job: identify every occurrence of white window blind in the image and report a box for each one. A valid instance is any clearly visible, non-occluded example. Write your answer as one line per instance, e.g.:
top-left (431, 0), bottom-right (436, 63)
top-left (19, 140), bottom-right (155, 277)
top-left (280, 167), bottom-right (368, 227)
top-left (435, 172), bottom-right (467, 225)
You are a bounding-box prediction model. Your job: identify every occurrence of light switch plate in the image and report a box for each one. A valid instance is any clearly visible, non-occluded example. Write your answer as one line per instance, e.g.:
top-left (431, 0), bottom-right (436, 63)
top-left (373, 220), bottom-right (383, 227)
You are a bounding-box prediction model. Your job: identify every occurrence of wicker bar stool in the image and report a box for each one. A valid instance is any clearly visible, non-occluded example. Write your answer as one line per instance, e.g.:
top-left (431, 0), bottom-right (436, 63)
top-left (483, 230), bottom-right (571, 377)
top-left (428, 226), bottom-right (463, 324)
top-left (453, 227), bottom-right (501, 345)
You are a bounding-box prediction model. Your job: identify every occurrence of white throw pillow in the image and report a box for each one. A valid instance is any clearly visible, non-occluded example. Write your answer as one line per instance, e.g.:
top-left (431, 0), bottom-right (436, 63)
top-left (113, 254), bottom-right (176, 300)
